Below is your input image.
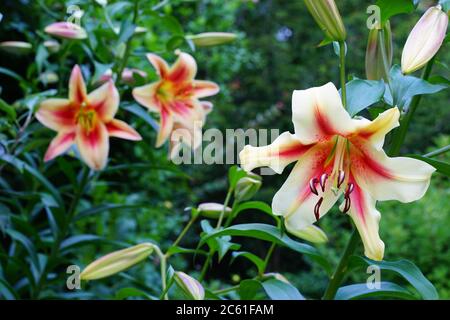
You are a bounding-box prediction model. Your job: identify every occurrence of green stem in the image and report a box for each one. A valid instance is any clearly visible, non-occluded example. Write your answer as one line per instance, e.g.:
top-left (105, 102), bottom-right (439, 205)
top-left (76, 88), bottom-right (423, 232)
top-left (424, 144), bottom-right (450, 158)
top-left (213, 285), bottom-right (239, 295)
top-left (116, 0), bottom-right (139, 82)
top-left (199, 187), bottom-right (233, 281)
top-left (322, 229), bottom-right (359, 300)
top-left (339, 41), bottom-right (347, 109)
top-left (154, 246), bottom-right (168, 300)
top-left (170, 214), bottom-right (198, 250)
top-left (261, 242), bottom-right (276, 275)
top-left (389, 59), bottom-right (435, 156)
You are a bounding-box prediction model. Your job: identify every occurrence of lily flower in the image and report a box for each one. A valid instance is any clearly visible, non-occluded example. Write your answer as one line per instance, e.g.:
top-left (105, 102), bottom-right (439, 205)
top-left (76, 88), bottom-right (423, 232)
top-left (132, 52), bottom-right (219, 148)
top-left (239, 83), bottom-right (435, 261)
top-left (36, 65), bottom-right (142, 170)
top-left (44, 22), bottom-right (87, 40)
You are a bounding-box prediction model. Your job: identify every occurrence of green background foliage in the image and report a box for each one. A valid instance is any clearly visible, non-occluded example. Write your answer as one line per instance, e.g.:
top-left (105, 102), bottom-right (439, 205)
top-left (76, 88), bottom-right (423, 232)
top-left (0, 0), bottom-right (448, 299)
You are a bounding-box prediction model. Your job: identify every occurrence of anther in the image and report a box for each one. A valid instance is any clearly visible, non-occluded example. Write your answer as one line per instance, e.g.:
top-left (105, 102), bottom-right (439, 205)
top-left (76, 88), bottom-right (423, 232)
top-left (314, 197), bottom-right (323, 221)
top-left (343, 196), bottom-right (351, 213)
top-left (345, 183), bottom-right (354, 196)
top-left (309, 178), bottom-right (319, 196)
top-left (319, 173), bottom-right (328, 192)
top-left (337, 170), bottom-right (345, 188)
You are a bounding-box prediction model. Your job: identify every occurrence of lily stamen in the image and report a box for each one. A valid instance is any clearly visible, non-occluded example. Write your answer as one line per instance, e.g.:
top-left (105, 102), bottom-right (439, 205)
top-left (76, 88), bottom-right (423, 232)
top-left (337, 170), bottom-right (345, 188)
top-left (319, 173), bottom-right (328, 192)
top-left (309, 177), bottom-right (319, 195)
top-left (314, 197), bottom-right (324, 221)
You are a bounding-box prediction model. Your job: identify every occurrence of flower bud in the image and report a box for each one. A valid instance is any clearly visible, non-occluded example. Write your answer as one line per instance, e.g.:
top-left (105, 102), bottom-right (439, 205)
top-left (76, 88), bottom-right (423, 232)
top-left (285, 220), bottom-right (328, 244)
top-left (304, 0), bottom-right (346, 42)
top-left (234, 173), bottom-right (262, 202)
top-left (365, 21), bottom-right (393, 81)
top-left (39, 71), bottom-right (59, 84)
top-left (401, 5), bottom-right (448, 74)
top-left (43, 40), bottom-right (61, 53)
top-left (197, 202), bottom-right (232, 219)
top-left (121, 68), bottom-right (147, 83)
top-left (173, 271), bottom-right (205, 300)
top-left (80, 243), bottom-right (155, 280)
top-left (186, 32), bottom-right (237, 47)
top-left (0, 41), bottom-right (32, 55)
top-left (264, 273), bottom-right (291, 284)
top-left (95, 0), bottom-right (108, 6)
top-left (44, 22), bottom-right (88, 40)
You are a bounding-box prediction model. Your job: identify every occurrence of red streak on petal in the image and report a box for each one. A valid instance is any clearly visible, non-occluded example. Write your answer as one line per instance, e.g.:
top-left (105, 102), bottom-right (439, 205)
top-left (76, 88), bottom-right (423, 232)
top-left (350, 181), bottom-right (366, 224)
top-left (315, 106), bottom-right (335, 137)
top-left (278, 143), bottom-right (311, 158)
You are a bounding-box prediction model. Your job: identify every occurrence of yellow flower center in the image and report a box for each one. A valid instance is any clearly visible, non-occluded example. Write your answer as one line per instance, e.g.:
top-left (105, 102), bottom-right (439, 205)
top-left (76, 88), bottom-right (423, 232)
top-left (76, 103), bottom-right (97, 132)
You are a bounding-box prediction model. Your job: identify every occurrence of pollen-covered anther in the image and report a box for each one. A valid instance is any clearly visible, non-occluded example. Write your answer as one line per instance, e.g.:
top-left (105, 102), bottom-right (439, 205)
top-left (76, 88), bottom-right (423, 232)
top-left (319, 173), bottom-right (328, 192)
top-left (314, 197), bottom-right (324, 221)
top-left (337, 170), bottom-right (345, 188)
top-left (343, 196), bottom-right (351, 213)
top-left (309, 177), bottom-right (319, 195)
top-left (345, 183), bottom-right (354, 196)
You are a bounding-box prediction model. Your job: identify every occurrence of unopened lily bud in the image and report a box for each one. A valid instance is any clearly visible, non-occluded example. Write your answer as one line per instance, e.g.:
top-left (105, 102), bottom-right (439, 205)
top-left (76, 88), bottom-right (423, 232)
top-left (234, 173), bottom-right (262, 202)
top-left (198, 202), bottom-right (232, 219)
top-left (95, 0), bottom-right (108, 6)
top-left (39, 71), bottom-right (59, 84)
top-left (264, 273), bottom-right (291, 284)
top-left (285, 220), bottom-right (328, 244)
top-left (43, 40), bottom-right (60, 53)
top-left (401, 5), bottom-right (448, 74)
top-left (186, 32), bottom-right (237, 47)
top-left (0, 41), bottom-right (32, 55)
top-left (174, 271), bottom-right (205, 300)
top-left (44, 22), bottom-right (87, 40)
top-left (365, 21), bottom-right (393, 81)
top-left (80, 243), bottom-right (155, 280)
top-left (121, 68), bottom-right (147, 83)
top-left (304, 0), bottom-right (346, 41)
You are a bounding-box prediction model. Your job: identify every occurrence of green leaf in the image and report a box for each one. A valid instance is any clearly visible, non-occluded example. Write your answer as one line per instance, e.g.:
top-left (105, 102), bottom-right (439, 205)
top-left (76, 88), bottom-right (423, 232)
top-left (60, 235), bottom-right (102, 251)
top-left (6, 229), bottom-right (39, 270)
top-left (233, 201), bottom-right (278, 222)
top-left (231, 251), bottom-right (265, 274)
top-left (92, 61), bottom-right (114, 84)
top-left (407, 155), bottom-right (450, 176)
top-left (350, 256), bottom-right (438, 300)
top-left (75, 204), bottom-right (142, 221)
top-left (115, 287), bottom-right (155, 300)
top-left (238, 279), bottom-right (265, 300)
top-left (0, 66), bottom-right (25, 82)
top-left (335, 282), bottom-right (417, 300)
top-left (0, 98), bottom-right (17, 120)
top-left (261, 278), bottom-right (305, 300)
top-left (344, 79), bottom-right (385, 116)
top-left (440, 0), bottom-right (450, 13)
top-left (200, 220), bottom-right (240, 261)
top-left (166, 35), bottom-right (186, 51)
top-left (117, 19), bottom-right (135, 44)
top-left (375, 0), bottom-right (415, 24)
top-left (386, 65), bottom-right (448, 110)
top-left (122, 103), bottom-right (159, 130)
top-left (228, 165), bottom-right (247, 189)
top-left (0, 278), bottom-right (18, 300)
top-left (200, 223), bottom-right (331, 274)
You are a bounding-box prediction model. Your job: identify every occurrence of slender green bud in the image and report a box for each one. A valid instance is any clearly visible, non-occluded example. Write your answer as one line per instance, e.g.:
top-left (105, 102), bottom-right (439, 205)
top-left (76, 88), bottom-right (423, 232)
top-left (80, 243), bottom-right (155, 280)
top-left (304, 0), bottom-right (347, 41)
top-left (186, 32), bottom-right (237, 47)
top-left (365, 21), bottom-right (393, 81)
top-left (234, 173), bottom-right (262, 202)
top-left (197, 202), bottom-right (232, 219)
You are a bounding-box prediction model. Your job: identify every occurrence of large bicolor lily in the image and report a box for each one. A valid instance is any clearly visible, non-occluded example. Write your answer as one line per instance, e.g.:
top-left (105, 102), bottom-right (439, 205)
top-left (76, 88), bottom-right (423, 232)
top-left (239, 83), bottom-right (435, 260)
top-left (132, 52), bottom-right (219, 148)
top-left (36, 65), bottom-right (142, 170)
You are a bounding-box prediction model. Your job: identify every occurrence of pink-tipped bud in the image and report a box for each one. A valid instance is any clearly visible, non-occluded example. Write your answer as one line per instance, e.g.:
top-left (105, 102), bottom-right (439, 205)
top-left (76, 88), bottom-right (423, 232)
top-left (365, 21), bottom-right (393, 81)
top-left (401, 6), bottom-right (448, 74)
top-left (121, 68), bottom-right (147, 83)
top-left (44, 22), bottom-right (87, 40)
top-left (174, 271), bottom-right (205, 300)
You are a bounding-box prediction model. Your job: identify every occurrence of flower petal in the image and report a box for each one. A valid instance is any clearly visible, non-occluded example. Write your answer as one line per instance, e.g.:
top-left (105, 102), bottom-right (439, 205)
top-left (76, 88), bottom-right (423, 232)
top-left (292, 82), bottom-right (356, 144)
top-left (200, 101), bottom-right (213, 115)
top-left (272, 140), bottom-right (339, 229)
top-left (106, 119), bottom-right (142, 141)
top-left (69, 65), bottom-right (87, 105)
top-left (76, 122), bottom-right (109, 170)
top-left (354, 107), bottom-right (400, 150)
top-left (44, 131), bottom-right (76, 161)
top-left (193, 80), bottom-right (220, 98)
top-left (168, 52), bottom-right (197, 83)
top-left (239, 132), bottom-right (312, 174)
top-left (36, 98), bottom-right (76, 131)
top-left (155, 108), bottom-right (174, 148)
top-left (349, 139), bottom-right (435, 203)
top-left (132, 82), bottom-right (161, 112)
top-left (147, 53), bottom-right (170, 78)
top-left (87, 80), bottom-right (119, 122)
top-left (342, 182), bottom-right (384, 261)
